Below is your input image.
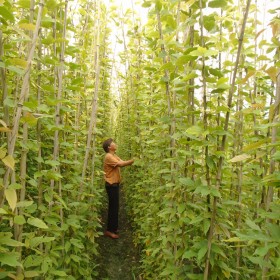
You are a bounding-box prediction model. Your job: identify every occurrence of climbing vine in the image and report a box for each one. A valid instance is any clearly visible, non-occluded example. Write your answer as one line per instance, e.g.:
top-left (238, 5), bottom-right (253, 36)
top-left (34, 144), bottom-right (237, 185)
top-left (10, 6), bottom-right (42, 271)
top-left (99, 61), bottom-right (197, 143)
top-left (0, 0), bottom-right (279, 279)
top-left (117, 0), bottom-right (280, 279)
top-left (0, 0), bottom-right (112, 278)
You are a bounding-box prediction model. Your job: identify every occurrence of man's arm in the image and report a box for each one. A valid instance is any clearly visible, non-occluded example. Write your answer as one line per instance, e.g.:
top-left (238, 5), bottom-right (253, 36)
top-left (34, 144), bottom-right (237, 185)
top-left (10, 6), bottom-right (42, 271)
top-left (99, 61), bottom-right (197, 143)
top-left (116, 159), bottom-right (134, 167)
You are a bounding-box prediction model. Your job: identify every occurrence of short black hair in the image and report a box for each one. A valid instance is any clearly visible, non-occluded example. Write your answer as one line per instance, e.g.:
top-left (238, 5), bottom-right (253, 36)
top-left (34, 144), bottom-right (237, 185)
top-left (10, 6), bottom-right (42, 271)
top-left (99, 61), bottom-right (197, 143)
top-left (102, 138), bottom-right (113, 153)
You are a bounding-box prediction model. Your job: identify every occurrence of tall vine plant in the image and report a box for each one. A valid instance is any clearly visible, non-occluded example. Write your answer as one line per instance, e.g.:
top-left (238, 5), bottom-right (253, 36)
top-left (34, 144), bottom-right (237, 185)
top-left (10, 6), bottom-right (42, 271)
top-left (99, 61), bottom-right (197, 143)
top-left (116, 0), bottom-right (280, 279)
top-left (0, 0), bottom-right (113, 279)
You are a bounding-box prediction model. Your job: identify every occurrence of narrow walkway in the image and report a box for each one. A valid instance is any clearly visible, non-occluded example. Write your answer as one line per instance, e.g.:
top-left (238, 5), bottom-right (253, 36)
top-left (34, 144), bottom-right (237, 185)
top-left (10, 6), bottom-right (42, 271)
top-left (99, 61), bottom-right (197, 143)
top-left (96, 186), bottom-right (141, 280)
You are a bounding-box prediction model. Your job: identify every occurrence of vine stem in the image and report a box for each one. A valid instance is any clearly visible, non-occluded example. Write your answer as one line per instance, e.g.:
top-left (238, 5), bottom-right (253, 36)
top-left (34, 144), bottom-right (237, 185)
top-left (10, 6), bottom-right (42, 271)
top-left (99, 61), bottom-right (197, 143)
top-left (203, 0), bottom-right (252, 278)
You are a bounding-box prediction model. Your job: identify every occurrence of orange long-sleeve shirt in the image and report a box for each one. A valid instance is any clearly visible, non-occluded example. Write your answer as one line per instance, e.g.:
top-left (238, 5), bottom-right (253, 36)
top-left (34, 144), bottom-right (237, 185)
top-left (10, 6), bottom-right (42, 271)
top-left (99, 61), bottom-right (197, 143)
top-left (103, 153), bottom-right (121, 184)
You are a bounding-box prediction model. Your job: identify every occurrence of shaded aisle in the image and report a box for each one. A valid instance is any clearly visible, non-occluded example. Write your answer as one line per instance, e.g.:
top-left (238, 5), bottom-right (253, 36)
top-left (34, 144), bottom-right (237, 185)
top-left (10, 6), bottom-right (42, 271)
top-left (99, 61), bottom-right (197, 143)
top-left (96, 186), bottom-right (141, 280)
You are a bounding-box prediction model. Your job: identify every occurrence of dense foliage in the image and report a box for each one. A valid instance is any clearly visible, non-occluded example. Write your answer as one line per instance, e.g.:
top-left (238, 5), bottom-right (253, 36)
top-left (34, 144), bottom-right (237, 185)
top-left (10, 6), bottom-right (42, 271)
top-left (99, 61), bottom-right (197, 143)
top-left (0, 0), bottom-right (112, 278)
top-left (0, 0), bottom-right (279, 279)
top-left (116, 0), bottom-right (280, 279)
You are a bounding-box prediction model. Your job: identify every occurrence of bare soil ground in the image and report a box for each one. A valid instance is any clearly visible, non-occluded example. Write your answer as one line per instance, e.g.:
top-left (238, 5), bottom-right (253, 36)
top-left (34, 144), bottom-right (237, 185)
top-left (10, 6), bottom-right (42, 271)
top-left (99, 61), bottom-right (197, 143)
top-left (96, 186), bottom-right (142, 280)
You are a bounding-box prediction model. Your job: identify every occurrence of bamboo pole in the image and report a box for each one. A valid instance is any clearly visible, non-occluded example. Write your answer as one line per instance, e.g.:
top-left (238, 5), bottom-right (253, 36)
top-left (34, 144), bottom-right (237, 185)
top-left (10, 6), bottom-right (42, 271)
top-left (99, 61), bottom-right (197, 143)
top-left (199, 0), bottom-right (211, 211)
top-left (80, 0), bottom-right (100, 197)
top-left (15, 2), bottom-right (36, 274)
top-left (74, 1), bottom-right (91, 163)
top-left (59, 1), bottom-right (68, 261)
top-left (91, 25), bottom-right (107, 187)
top-left (37, 35), bottom-right (43, 208)
top-left (204, 1), bottom-right (251, 278)
top-left (49, 10), bottom-right (57, 211)
top-left (120, 3), bottom-right (133, 156)
top-left (156, 8), bottom-right (176, 172)
top-left (183, 15), bottom-right (195, 179)
top-left (1, 0), bottom-right (45, 206)
top-left (235, 70), bottom-right (244, 280)
top-left (0, 29), bottom-right (10, 202)
top-left (0, 30), bottom-right (9, 130)
top-left (262, 38), bottom-right (280, 279)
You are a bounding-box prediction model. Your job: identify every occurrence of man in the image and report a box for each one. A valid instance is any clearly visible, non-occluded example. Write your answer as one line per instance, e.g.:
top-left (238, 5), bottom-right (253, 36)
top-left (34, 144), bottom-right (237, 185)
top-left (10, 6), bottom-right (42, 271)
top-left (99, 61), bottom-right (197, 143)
top-left (102, 138), bottom-right (134, 239)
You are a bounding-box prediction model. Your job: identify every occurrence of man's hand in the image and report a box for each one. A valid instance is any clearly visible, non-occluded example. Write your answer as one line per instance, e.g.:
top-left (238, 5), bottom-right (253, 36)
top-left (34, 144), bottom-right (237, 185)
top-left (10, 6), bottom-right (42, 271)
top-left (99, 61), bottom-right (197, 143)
top-left (116, 159), bottom-right (134, 167)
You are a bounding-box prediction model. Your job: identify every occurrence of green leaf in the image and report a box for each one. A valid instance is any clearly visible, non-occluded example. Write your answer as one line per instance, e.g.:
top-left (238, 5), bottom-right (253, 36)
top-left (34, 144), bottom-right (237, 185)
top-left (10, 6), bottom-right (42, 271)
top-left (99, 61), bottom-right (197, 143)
top-left (155, 0), bottom-right (162, 11)
top-left (229, 154), bottom-right (250, 163)
top-left (217, 77), bottom-right (230, 89)
top-left (182, 72), bottom-right (197, 81)
top-left (203, 219), bottom-right (210, 235)
top-left (10, 58), bottom-right (28, 68)
top-left (50, 270), bottom-right (68, 276)
top-left (45, 160), bottom-right (60, 167)
top-left (7, 65), bottom-right (25, 75)
top-left (190, 216), bottom-right (204, 225)
top-left (70, 238), bottom-right (84, 249)
top-left (165, 15), bottom-right (176, 29)
top-left (210, 188), bottom-right (221, 198)
top-left (9, 183), bottom-right (22, 190)
top-left (197, 246), bottom-right (208, 261)
top-left (254, 243), bottom-right (278, 257)
top-left (71, 77), bottom-right (83, 85)
top-left (2, 155), bottom-right (15, 170)
top-left (0, 147), bottom-right (6, 159)
top-left (243, 139), bottom-right (267, 152)
top-left (176, 55), bottom-right (195, 66)
top-left (186, 125), bottom-right (204, 136)
top-left (204, 14), bottom-right (216, 31)
top-left (265, 66), bottom-right (277, 83)
top-left (189, 47), bottom-right (218, 57)
top-left (245, 219), bottom-right (261, 231)
top-left (0, 208), bottom-right (8, 214)
top-left (3, 97), bottom-right (15, 108)
top-left (18, 23), bottom-right (36, 31)
top-left (223, 237), bottom-right (241, 242)
top-left (208, 0), bottom-right (228, 8)
top-left (54, 193), bottom-right (69, 210)
top-left (206, 156), bottom-right (216, 170)
top-left (194, 185), bottom-right (211, 196)
top-left (30, 236), bottom-right (55, 248)
top-left (24, 254), bottom-right (44, 268)
top-left (24, 271), bottom-right (40, 278)
top-left (0, 6), bottom-right (14, 22)
top-left (272, 151), bottom-right (280, 161)
top-left (16, 200), bottom-right (33, 208)
top-left (17, 0), bottom-right (31, 8)
top-left (142, 1), bottom-right (152, 8)
top-left (21, 112), bottom-right (37, 126)
top-left (0, 253), bottom-right (21, 267)
top-left (248, 256), bottom-right (265, 266)
top-left (0, 236), bottom-right (24, 247)
top-left (45, 170), bottom-right (63, 180)
top-left (14, 215), bottom-right (26, 225)
top-left (182, 250), bottom-right (196, 260)
top-left (4, 188), bottom-right (17, 211)
top-left (267, 224), bottom-right (280, 241)
top-left (179, 177), bottom-right (195, 187)
top-left (277, 258), bottom-right (280, 268)
top-left (27, 217), bottom-right (48, 229)
top-left (70, 254), bottom-right (81, 263)
top-left (209, 68), bottom-right (223, 77)
top-left (177, 204), bottom-right (185, 214)
top-left (160, 62), bottom-right (174, 71)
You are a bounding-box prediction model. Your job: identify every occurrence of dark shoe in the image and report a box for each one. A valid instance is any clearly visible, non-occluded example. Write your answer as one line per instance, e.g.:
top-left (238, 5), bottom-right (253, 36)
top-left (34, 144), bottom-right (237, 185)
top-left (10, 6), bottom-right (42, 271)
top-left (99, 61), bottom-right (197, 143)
top-left (104, 231), bottom-right (119, 239)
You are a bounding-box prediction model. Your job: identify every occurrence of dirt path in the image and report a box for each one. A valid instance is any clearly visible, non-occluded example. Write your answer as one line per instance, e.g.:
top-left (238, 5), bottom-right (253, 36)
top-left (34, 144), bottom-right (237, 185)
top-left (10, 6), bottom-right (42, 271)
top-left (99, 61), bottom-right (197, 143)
top-left (96, 186), bottom-right (141, 280)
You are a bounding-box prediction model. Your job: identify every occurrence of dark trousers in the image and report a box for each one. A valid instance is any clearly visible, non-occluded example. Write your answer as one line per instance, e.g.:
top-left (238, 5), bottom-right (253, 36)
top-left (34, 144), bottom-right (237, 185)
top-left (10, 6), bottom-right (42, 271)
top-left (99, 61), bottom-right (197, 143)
top-left (105, 182), bottom-right (120, 233)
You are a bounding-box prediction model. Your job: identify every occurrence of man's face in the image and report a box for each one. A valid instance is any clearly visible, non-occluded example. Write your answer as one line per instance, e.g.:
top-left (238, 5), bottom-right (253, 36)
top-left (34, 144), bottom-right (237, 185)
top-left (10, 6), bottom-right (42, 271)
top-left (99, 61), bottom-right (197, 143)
top-left (109, 142), bottom-right (117, 152)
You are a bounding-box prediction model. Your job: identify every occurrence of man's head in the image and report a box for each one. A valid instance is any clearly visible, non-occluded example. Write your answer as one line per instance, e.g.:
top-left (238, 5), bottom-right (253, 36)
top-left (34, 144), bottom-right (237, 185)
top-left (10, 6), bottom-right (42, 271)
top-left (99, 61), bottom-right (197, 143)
top-left (102, 138), bottom-right (116, 153)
